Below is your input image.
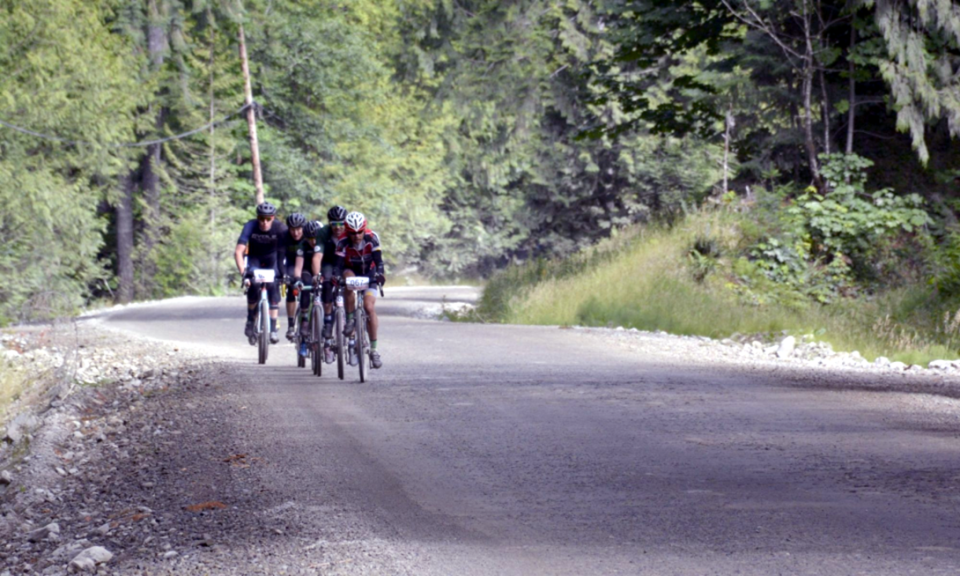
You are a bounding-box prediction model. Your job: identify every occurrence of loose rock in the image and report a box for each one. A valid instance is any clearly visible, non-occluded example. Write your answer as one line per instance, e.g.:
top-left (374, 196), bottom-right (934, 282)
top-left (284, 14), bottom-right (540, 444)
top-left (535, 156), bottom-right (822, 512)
top-left (27, 522), bottom-right (60, 543)
top-left (776, 336), bottom-right (796, 359)
top-left (928, 360), bottom-right (953, 371)
top-left (68, 546), bottom-right (113, 573)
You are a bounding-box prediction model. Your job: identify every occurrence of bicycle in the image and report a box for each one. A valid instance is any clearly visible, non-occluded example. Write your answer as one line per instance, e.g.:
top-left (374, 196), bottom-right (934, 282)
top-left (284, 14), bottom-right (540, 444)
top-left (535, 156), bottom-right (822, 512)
top-left (290, 283), bottom-right (318, 372)
top-left (331, 278), bottom-right (347, 380)
top-left (343, 276), bottom-right (383, 383)
top-left (243, 268), bottom-right (276, 365)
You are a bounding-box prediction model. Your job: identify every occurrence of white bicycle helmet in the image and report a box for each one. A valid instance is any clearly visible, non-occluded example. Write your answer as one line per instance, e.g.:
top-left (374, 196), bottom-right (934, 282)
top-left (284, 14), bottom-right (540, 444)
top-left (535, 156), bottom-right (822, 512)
top-left (345, 211), bottom-right (366, 233)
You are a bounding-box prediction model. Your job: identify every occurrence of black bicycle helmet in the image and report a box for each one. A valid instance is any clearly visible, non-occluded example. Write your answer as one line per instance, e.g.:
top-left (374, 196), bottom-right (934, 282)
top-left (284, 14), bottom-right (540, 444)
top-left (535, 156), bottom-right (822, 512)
top-left (286, 212), bottom-right (307, 228)
top-left (327, 206), bottom-right (348, 222)
top-left (256, 202), bottom-right (277, 217)
top-left (304, 220), bottom-right (322, 236)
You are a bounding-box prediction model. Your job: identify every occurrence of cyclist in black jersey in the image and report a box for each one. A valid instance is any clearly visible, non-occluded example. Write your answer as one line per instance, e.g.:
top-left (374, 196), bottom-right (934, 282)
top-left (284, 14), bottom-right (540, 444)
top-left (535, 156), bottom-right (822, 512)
top-left (234, 202), bottom-right (287, 344)
top-left (293, 206), bottom-right (347, 359)
top-left (281, 213), bottom-right (308, 340)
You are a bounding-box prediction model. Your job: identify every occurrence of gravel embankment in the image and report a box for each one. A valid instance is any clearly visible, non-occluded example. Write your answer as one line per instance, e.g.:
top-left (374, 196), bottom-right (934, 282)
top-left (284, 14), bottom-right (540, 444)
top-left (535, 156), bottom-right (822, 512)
top-left (0, 320), bottom-right (420, 575)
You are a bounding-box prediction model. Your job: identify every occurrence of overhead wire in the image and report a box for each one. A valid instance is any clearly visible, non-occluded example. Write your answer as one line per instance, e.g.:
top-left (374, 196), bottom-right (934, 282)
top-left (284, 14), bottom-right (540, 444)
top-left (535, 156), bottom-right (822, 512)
top-left (0, 102), bottom-right (255, 148)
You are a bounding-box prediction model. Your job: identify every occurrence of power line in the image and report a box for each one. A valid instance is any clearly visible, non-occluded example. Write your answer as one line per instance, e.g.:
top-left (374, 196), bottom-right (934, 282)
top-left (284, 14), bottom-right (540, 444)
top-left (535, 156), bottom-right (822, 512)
top-left (0, 102), bottom-right (255, 148)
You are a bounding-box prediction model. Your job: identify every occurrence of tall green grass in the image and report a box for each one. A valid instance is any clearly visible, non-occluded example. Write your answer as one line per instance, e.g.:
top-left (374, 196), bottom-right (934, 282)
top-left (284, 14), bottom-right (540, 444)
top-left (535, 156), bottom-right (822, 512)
top-left (0, 363), bottom-right (26, 425)
top-left (477, 211), bottom-right (960, 365)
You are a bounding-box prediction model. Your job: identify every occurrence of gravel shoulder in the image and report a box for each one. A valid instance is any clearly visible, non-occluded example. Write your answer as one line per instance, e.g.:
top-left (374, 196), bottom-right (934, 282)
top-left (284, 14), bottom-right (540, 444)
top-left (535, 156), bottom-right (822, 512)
top-left (3, 292), bottom-right (960, 575)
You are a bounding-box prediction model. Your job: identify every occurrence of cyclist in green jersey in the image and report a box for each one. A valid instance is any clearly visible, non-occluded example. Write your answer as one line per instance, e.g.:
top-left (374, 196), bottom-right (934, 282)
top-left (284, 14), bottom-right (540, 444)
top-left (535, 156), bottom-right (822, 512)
top-left (293, 206), bottom-right (347, 345)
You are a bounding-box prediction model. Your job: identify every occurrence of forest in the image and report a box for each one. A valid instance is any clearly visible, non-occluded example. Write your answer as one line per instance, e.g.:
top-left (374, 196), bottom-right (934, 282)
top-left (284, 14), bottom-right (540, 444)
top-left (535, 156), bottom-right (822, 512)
top-left (0, 0), bottom-right (958, 326)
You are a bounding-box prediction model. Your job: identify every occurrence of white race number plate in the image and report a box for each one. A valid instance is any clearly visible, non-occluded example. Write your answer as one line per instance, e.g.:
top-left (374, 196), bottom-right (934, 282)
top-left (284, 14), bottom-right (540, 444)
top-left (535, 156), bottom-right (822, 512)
top-left (253, 269), bottom-right (276, 283)
top-left (345, 277), bottom-right (370, 291)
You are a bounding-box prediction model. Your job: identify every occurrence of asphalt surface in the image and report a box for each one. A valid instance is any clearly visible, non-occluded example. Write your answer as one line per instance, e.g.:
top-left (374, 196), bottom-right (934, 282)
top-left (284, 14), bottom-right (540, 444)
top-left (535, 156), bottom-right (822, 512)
top-left (98, 288), bottom-right (960, 575)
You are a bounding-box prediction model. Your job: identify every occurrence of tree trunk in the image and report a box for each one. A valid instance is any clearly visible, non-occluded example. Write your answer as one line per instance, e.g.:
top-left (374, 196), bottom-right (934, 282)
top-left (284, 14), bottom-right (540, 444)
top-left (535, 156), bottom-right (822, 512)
top-left (116, 171), bottom-right (137, 304)
top-left (140, 0), bottom-right (168, 297)
top-left (845, 24), bottom-right (856, 155)
top-left (208, 10), bottom-right (217, 223)
top-left (722, 107), bottom-right (734, 195)
top-left (819, 66), bottom-right (830, 155)
top-left (801, 0), bottom-right (823, 190)
top-left (239, 23), bottom-right (265, 205)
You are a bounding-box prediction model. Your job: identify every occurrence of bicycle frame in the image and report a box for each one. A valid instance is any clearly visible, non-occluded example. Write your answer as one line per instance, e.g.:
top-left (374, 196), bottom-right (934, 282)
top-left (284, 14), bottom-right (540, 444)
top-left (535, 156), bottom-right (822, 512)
top-left (247, 268), bottom-right (276, 365)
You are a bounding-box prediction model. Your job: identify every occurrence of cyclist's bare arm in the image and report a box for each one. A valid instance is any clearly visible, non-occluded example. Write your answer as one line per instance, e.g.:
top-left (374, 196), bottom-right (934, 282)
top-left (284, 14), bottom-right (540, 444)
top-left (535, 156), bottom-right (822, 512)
top-left (312, 252), bottom-right (322, 277)
top-left (234, 244), bottom-right (247, 275)
top-left (294, 255), bottom-right (304, 279)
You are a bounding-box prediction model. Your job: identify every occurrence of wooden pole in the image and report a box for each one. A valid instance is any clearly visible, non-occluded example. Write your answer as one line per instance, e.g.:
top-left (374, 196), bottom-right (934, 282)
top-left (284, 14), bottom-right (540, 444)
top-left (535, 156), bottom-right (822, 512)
top-left (238, 22), bottom-right (264, 205)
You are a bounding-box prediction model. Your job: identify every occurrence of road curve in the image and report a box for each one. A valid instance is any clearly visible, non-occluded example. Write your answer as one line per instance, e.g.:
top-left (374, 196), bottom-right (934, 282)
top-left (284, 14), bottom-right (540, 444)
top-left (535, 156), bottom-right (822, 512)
top-left (96, 288), bottom-right (960, 575)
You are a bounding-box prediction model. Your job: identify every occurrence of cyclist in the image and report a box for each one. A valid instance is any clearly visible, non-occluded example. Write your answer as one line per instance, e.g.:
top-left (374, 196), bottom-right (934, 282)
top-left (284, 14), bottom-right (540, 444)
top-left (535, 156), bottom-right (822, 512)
top-left (334, 211), bottom-right (385, 369)
top-left (281, 212), bottom-right (308, 340)
top-left (234, 202), bottom-right (287, 344)
top-left (292, 219), bottom-right (323, 357)
top-left (294, 207), bottom-right (348, 358)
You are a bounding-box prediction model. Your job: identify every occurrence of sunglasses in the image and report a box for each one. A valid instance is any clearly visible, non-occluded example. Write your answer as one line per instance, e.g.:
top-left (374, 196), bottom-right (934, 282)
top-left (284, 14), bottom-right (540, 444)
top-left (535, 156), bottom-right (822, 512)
top-left (257, 216), bottom-right (274, 222)
top-left (348, 230), bottom-right (364, 236)
top-left (329, 221), bottom-right (344, 227)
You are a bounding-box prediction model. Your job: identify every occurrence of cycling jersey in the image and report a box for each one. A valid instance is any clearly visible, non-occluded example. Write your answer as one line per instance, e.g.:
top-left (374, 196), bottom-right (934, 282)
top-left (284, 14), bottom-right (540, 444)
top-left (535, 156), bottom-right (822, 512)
top-left (237, 219), bottom-right (287, 270)
top-left (296, 223), bottom-right (344, 270)
top-left (280, 229), bottom-right (303, 271)
top-left (317, 225), bottom-right (344, 263)
top-left (334, 231), bottom-right (383, 277)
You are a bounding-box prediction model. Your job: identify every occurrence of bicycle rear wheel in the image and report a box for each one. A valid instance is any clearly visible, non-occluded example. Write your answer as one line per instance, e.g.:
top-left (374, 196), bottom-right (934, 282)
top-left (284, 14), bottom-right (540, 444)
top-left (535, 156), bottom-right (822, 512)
top-left (356, 310), bottom-right (366, 383)
top-left (335, 308), bottom-right (345, 380)
top-left (312, 306), bottom-right (322, 376)
top-left (258, 299), bottom-right (269, 364)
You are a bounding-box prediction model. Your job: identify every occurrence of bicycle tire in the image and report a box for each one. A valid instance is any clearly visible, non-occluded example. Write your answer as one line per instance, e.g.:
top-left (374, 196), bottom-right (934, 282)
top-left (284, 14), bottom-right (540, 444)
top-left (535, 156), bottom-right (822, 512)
top-left (357, 309), bottom-right (366, 383)
top-left (258, 298), bottom-right (269, 364)
top-left (308, 305), bottom-right (317, 374)
top-left (335, 308), bottom-right (345, 380)
top-left (312, 306), bottom-right (323, 377)
top-left (297, 328), bottom-right (305, 368)
top-left (295, 307), bottom-right (305, 368)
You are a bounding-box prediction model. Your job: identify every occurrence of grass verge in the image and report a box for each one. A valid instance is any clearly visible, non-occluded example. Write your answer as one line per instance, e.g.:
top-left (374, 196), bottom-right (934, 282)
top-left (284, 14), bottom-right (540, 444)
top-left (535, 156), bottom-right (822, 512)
top-left (476, 210), bottom-right (960, 365)
top-left (0, 363), bottom-right (27, 426)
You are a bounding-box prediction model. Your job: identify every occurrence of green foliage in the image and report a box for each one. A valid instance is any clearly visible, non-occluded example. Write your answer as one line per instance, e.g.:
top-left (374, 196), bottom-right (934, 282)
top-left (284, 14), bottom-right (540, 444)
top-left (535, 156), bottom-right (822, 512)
top-left (687, 235), bottom-right (721, 282)
top-left (153, 201), bottom-right (246, 296)
top-left (0, 0), bottom-right (142, 322)
top-left (1, 0), bottom-right (956, 327)
top-left (482, 209), bottom-right (960, 364)
top-left (787, 154), bottom-right (928, 273)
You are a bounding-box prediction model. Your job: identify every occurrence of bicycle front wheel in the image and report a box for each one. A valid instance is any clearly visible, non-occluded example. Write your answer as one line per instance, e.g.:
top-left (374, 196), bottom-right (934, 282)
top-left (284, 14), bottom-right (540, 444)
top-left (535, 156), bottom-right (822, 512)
top-left (295, 308), bottom-right (305, 368)
top-left (312, 306), bottom-right (322, 377)
top-left (258, 298), bottom-right (269, 364)
top-left (356, 310), bottom-right (366, 383)
top-left (335, 308), bottom-right (345, 380)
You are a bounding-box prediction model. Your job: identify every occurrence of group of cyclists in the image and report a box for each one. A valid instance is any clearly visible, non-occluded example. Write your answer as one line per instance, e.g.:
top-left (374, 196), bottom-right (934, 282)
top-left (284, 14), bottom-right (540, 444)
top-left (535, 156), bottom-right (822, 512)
top-left (233, 202), bottom-right (385, 369)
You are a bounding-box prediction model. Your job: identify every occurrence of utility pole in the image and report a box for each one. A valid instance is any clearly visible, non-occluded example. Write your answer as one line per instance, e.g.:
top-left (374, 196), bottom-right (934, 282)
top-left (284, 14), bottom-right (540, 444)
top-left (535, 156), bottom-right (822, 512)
top-left (238, 22), bottom-right (264, 205)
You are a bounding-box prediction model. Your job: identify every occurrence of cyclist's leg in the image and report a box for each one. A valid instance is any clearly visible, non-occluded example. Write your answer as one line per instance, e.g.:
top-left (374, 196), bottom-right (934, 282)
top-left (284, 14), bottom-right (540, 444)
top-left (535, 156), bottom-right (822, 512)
top-left (343, 269), bottom-right (357, 313)
top-left (364, 289), bottom-right (382, 368)
top-left (298, 271), bottom-right (313, 355)
top-left (342, 269), bottom-right (358, 337)
top-left (244, 257), bottom-right (261, 338)
top-left (268, 268), bottom-right (281, 342)
top-left (284, 265), bottom-right (298, 339)
top-left (321, 263), bottom-right (335, 337)
top-left (363, 291), bottom-right (378, 342)
top-left (299, 271), bottom-right (314, 311)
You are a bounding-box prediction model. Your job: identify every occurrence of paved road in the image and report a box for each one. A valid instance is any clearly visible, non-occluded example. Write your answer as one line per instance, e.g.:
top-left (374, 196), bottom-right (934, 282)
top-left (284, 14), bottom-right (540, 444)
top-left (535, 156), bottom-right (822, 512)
top-left (101, 288), bottom-right (960, 575)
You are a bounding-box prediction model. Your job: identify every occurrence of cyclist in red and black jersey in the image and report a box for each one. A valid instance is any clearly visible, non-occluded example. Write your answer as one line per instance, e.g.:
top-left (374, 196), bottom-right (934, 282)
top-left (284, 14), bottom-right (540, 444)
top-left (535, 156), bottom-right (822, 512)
top-left (333, 211), bottom-right (385, 369)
